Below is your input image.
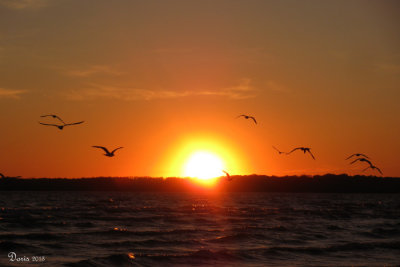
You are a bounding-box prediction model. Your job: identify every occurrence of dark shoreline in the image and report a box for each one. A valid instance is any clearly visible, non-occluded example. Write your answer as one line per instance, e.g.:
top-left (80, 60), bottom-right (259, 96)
top-left (1, 174), bottom-right (400, 193)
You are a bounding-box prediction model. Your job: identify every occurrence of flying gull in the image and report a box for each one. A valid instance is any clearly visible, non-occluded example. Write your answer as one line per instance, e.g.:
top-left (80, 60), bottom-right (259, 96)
top-left (39, 115), bottom-right (84, 130)
top-left (287, 147), bottom-right (315, 160)
top-left (222, 170), bottom-right (232, 181)
top-left (363, 164), bottom-right (383, 175)
top-left (92, 146), bottom-right (124, 157)
top-left (346, 153), bottom-right (369, 160)
top-left (39, 121), bottom-right (84, 130)
top-left (350, 158), bottom-right (372, 165)
top-left (237, 114), bottom-right (257, 124)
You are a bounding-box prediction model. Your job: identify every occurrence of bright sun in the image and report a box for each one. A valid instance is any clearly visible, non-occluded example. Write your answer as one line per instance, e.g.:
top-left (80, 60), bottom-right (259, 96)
top-left (183, 151), bottom-right (225, 180)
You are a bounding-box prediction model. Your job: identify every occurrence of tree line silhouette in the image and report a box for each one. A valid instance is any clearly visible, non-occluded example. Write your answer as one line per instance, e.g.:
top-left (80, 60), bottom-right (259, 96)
top-left (1, 174), bottom-right (399, 193)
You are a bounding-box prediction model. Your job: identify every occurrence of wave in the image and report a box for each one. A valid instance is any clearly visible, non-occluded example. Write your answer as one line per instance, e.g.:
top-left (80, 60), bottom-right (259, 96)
top-left (263, 241), bottom-right (400, 256)
top-left (0, 233), bottom-right (64, 241)
top-left (207, 232), bottom-right (267, 243)
top-left (371, 227), bottom-right (400, 237)
top-left (83, 228), bottom-right (221, 238)
top-left (96, 238), bottom-right (202, 248)
top-left (0, 241), bottom-right (37, 251)
top-left (65, 253), bottom-right (137, 267)
top-left (127, 249), bottom-right (242, 266)
top-left (74, 222), bottom-right (95, 228)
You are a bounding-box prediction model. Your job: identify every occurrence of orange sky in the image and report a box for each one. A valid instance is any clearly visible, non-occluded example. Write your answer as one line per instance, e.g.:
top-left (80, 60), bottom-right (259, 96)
top-left (0, 0), bottom-right (399, 178)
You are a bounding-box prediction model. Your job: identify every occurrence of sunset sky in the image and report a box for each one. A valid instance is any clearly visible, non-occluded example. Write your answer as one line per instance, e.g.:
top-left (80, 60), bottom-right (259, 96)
top-left (0, 0), bottom-right (399, 178)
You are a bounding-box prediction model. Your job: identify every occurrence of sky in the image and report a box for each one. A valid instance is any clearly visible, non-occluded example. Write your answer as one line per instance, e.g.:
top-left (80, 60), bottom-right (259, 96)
top-left (0, 0), bottom-right (399, 178)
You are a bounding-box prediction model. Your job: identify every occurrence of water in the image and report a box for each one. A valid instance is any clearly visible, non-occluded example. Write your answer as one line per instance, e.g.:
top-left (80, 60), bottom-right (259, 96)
top-left (0, 192), bottom-right (399, 266)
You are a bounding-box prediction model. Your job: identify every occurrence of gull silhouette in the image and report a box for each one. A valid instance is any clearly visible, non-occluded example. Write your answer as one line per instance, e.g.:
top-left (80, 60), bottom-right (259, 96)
top-left (287, 147), bottom-right (315, 160)
top-left (237, 114), bottom-right (257, 124)
top-left (222, 170), bottom-right (232, 181)
top-left (39, 121), bottom-right (84, 130)
top-left (272, 146), bottom-right (285, 155)
top-left (363, 164), bottom-right (383, 175)
top-left (346, 153), bottom-right (369, 160)
top-left (350, 158), bottom-right (372, 165)
top-left (92, 146), bottom-right (123, 157)
top-left (39, 115), bottom-right (84, 130)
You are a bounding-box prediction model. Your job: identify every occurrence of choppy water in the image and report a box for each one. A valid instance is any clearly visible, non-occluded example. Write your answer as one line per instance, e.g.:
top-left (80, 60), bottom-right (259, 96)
top-left (0, 192), bottom-right (399, 266)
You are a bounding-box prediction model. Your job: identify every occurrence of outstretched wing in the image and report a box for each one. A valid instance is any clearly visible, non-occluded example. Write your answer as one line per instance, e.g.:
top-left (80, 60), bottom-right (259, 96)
top-left (39, 122), bottom-right (61, 127)
top-left (364, 159), bottom-right (373, 166)
top-left (92, 146), bottom-right (110, 154)
top-left (111, 147), bottom-right (124, 154)
top-left (287, 147), bottom-right (301, 155)
top-left (272, 146), bottom-right (284, 154)
top-left (350, 158), bottom-right (361, 164)
top-left (222, 170), bottom-right (232, 181)
top-left (345, 154), bottom-right (356, 160)
top-left (41, 114), bottom-right (65, 124)
top-left (362, 166), bottom-right (371, 172)
top-left (250, 116), bottom-right (257, 124)
top-left (64, 121), bottom-right (84, 126)
top-left (307, 150), bottom-right (316, 160)
top-left (236, 114), bottom-right (246, 118)
top-left (358, 153), bottom-right (369, 159)
top-left (373, 166), bottom-right (383, 175)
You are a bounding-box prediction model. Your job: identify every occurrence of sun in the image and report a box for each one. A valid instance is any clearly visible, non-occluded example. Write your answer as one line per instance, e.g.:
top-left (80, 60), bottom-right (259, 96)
top-left (158, 134), bottom-right (250, 181)
top-left (183, 151), bottom-right (225, 181)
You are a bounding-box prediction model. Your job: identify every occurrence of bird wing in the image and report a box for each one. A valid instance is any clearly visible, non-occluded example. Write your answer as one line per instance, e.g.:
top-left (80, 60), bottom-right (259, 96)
top-left (250, 116), bottom-right (257, 124)
top-left (111, 147), bottom-right (124, 154)
top-left (350, 158), bottom-right (361, 164)
top-left (272, 146), bottom-right (283, 154)
top-left (375, 166), bottom-right (383, 175)
top-left (307, 150), bottom-right (316, 160)
top-left (236, 114), bottom-right (246, 118)
top-left (223, 170), bottom-right (232, 180)
top-left (64, 121), bottom-right (85, 126)
top-left (359, 153), bottom-right (369, 159)
top-left (362, 166), bottom-right (371, 172)
top-left (41, 114), bottom-right (65, 124)
top-left (364, 159), bottom-right (373, 166)
top-left (345, 154), bottom-right (356, 160)
top-left (92, 146), bottom-right (110, 154)
top-left (287, 147), bottom-right (301, 154)
top-left (39, 122), bottom-right (60, 127)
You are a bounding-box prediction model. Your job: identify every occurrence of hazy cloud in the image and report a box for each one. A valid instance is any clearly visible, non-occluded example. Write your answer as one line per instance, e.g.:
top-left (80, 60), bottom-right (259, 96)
top-left (218, 78), bottom-right (257, 99)
top-left (65, 79), bottom-right (257, 101)
top-left (0, 0), bottom-right (48, 9)
top-left (376, 63), bottom-right (400, 74)
top-left (152, 47), bottom-right (197, 54)
top-left (64, 65), bottom-right (124, 77)
top-left (0, 88), bottom-right (26, 98)
top-left (66, 84), bottom-right (160, 101)
top-left (266, 80), bottom-right (290, 93)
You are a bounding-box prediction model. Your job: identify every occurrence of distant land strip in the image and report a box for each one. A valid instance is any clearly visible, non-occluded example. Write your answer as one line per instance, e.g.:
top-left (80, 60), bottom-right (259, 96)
top-left (1, 174), bottom-right (400, 193)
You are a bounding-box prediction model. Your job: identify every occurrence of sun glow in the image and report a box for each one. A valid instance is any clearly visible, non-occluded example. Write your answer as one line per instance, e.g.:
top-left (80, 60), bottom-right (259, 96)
top-left (159, 133), bottom-right (250, 181)
top-left (183, 151), bottom-right (225, 181)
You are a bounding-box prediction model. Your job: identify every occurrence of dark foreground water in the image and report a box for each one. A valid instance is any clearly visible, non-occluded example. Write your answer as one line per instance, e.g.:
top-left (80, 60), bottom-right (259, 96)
top-left (0, 192), bottom-right (399, 266)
